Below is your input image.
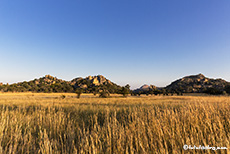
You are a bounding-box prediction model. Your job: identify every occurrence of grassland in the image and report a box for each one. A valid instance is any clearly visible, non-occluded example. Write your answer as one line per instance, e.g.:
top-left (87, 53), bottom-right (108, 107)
top-left (0, 93), bottom-right (229, 154)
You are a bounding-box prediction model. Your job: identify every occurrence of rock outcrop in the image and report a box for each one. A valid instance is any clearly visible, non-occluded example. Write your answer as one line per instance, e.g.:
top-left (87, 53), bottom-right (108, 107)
top-left (0, 74), bottom-right (122, 93)
top-left (71, 75), bottom-right (116, 89)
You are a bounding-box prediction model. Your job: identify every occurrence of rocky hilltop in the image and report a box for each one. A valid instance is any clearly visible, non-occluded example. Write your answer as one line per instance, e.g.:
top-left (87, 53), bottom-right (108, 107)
top-left (0, 75), bottom-right (121, 93)
top-left (70, 75), bottom-right (121, 93)
top-left (134, 84), bottom-right (157, 93)
top-left (70, 75), bottom-right (114, 88)
top-left (0, 73), bottom-right (229, 95)
top-left (1, 75), bottom-right (72, 93)
top-left (165, 74), bottom-right (229, 93)
top-left (34, 75), bottom-right (66, 85)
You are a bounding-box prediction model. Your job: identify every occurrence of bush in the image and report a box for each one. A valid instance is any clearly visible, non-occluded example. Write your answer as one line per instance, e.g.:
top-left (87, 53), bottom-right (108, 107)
top-left (61, 95), bottom-right (66, 99)
top-left (121, 87), bottom-right (129, 97)
top-left (99, 91), bottom-right (110, 98)
top-left (224, 85), bottom-right (230, 94)
top-left (75, 89), bottom-right (83, 98)
top-left (204, 87), bottom-right (223, 95)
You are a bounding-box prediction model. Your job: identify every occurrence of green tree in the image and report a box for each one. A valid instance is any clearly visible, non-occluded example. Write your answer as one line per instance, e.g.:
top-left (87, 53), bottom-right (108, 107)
top-left (121, 86), bottom-right (129, 97)
top-left (204, 87), bottom-right (222, 95)
top-left (125, 84), bottom-right (130, 91)
top-left (99, 90), bottom-right (110, 98)
top-left (224, 85), bottom-right (230, 95)
top-left (75, 89), bottom-right (83, 98)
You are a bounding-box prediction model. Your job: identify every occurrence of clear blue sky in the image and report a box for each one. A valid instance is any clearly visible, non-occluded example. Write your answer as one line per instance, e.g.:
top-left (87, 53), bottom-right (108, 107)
top-left (0, 0), bottom-right (229, 89)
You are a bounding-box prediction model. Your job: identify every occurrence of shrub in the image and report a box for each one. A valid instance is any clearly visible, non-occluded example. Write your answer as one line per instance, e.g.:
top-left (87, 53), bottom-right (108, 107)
top-left (61, 95), bottom-right (66, 99)
top-left (75, 89), bottom-right (83, 98)
top-left (99, 90), bottom-right (110, 98)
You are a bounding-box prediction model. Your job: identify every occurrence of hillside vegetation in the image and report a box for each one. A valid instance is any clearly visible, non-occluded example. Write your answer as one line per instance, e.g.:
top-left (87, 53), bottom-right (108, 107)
top-left (166, 74), bottom-right (230, 93)
top-left (134, 74), bottom-right (230, 96)
top-left (0, 93), bottom-right (229, 153)
top-left (1, 74), bottom-right (230, 96)
top-left (0, 75), bottom-right (122, 94)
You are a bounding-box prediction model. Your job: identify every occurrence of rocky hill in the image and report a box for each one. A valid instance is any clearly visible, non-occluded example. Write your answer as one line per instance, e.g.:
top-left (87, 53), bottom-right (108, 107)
top-left (0, 75), bottom-right (122, 93)
top-left (71, 75), bottom-right (113, 87)
top-left (70, 75), bottom-right (121, 93)
top-left (165, 74), bottom-right (230, 93)
top-left (0, 75), bottom-right (72, 93)
top-left (1, 73), bottom-right (229, 95)
top-left (133, 84), bottom-right (157, 93)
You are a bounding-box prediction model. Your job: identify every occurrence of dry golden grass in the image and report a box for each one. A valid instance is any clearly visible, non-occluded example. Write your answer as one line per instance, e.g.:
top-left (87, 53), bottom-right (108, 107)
top-left (0, 93), bottom-right (229, 153)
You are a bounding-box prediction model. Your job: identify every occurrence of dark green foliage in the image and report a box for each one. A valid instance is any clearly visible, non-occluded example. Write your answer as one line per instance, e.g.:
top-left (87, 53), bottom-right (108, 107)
top-left (133, 88), bottom-right (163, 96)
top-left (0, 76), bottom-right (75, 93)
top-left (75, 89), bottom-right (83, 98)
top-left (125, 84), bottom-right (130, 91)
top-left (224, 85), bottom-right (230, 95)
top-left (0, 75), bottom-right (123, 94)
top-left (121, 87), bottom-right (129, 97)
top-left (99, 90), bottom-right (110, 98)
top-left (204, 87), bottom-right (223, 95)
top-left (166, 74), bottom-right (229, 93)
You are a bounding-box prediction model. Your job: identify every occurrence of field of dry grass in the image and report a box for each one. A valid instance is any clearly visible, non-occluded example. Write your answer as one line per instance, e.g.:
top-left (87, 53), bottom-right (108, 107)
top-left (0, 93), bottom-right (229, 153)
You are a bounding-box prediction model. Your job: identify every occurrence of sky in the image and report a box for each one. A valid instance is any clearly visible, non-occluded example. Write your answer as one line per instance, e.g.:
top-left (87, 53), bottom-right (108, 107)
top-left (0, 0), bottom-right (230, 89)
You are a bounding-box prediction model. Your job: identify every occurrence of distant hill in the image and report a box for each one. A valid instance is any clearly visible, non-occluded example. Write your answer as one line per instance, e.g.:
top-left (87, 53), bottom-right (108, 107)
top-left (133, 84), bottom-right (158, 93)
top-left (1, 73), bottom-right (230, 95)
top-left (0, 75), bottom-right (73, 93)
top-left (70, 75), bottom-right (122, 93)
top-left (71, 75), bottom-right (114, 87)
top-left (0, 75), bottom-right (122, 93)
top-left (132, 73), bottom-right (230, 95)
top-left (165, 74), bottom-right (230, 93)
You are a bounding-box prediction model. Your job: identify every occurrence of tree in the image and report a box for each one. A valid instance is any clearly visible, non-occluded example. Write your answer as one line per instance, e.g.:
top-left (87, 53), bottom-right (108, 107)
top-left (93, 87), bottom-right (99, 96)
top-left (138, 92), bottom-right (141, 96)
top-left (125, 84), bottom-right (130, 91)
top-left (75, 89), bottom-right (83, 98)
top-left (121, 86), bottom-right (129, 97)
top-left (224, 85), bottom-right (230, 95)
top-left (222, 91), bottom-right (228, 96)
top-left (99, 90), bottom-right (110, 98)
top-left (149, 89), bottom-right (154, 95)
top-left (204, 87), bottom-right (222, 95)
top-left (162, 89), bottom-right (166, 96)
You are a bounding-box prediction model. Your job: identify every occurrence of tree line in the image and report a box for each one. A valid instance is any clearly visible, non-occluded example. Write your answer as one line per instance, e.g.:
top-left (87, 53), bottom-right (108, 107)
top-left (1, 80), bottom-right (230, 97)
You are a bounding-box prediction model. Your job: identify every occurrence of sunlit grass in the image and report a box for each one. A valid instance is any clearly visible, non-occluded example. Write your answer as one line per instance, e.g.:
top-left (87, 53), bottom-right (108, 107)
top-left (0, 93), bottom-right (229, 153)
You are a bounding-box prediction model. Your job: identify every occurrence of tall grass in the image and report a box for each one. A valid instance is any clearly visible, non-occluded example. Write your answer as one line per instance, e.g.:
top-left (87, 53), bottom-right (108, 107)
top-left (0, 94), bottom-right (229, 153)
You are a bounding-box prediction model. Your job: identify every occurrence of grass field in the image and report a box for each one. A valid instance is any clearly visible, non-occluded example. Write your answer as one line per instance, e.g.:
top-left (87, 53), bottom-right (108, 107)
top-left (0, 93), bottom-right (229, 154)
